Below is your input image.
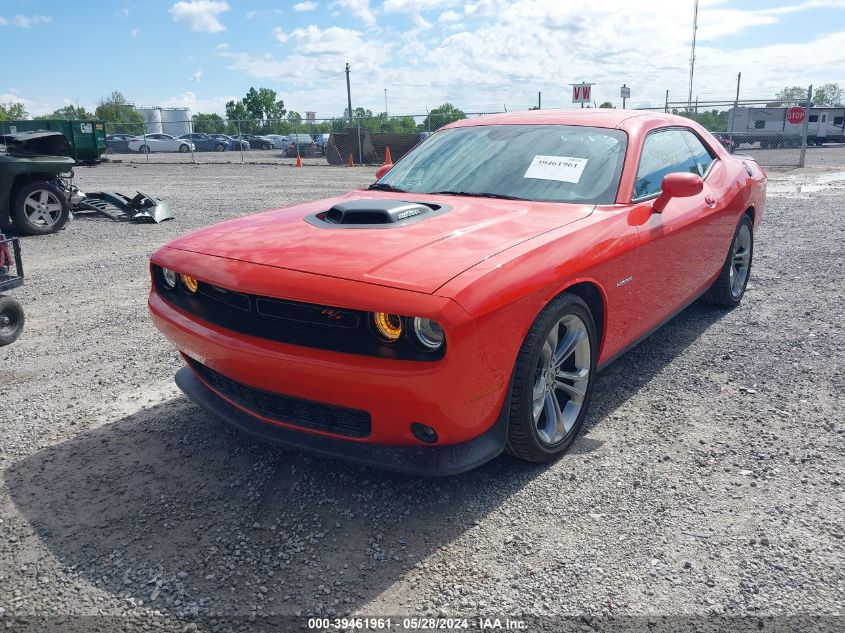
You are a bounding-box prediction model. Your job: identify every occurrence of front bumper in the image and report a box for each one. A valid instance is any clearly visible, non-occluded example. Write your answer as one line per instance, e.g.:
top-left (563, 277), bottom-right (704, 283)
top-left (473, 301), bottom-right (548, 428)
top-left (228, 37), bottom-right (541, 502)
top-left (177, 365), bottom-right (509, 476)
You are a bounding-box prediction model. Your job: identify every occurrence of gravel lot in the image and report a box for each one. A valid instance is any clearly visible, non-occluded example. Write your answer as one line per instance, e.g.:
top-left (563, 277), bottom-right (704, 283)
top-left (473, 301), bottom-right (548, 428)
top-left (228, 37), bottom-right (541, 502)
top-left (0, 162), bottom-right (843, 631)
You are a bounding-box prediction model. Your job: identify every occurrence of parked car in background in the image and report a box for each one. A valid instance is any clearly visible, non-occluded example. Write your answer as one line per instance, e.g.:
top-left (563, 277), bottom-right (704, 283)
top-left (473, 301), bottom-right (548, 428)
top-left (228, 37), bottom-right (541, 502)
top-left (713, 134), bottom-right (738, 153)
top-left (210, 135), bottom-right (250, 151)
top-left (105, 133), bottom-right (136, 154)
top-left (179, 133), bottom-right (228, 152)
top-left (314, 133), bottom-right (330, 155)
top-left (263, 135), bottom-right (289, 150)
top-left (232, 135), bottom-right (273, 150)
top-left (128, 134), bottom-right (194, 154)
top-left (287, 133), bottom-right (318, 157)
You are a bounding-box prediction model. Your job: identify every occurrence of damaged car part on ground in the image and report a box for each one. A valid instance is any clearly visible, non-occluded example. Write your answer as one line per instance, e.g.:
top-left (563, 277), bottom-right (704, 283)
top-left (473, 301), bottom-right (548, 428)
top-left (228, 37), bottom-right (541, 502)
top-left (149, 110), bottom-right (766, 475)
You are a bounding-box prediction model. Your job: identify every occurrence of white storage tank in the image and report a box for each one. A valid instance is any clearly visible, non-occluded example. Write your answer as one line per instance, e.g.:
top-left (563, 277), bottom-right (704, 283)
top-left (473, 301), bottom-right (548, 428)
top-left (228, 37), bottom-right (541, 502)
top-left (136, 107), bottom-right (162, 135)
top-left (160, 107), bottom-right (192, 137)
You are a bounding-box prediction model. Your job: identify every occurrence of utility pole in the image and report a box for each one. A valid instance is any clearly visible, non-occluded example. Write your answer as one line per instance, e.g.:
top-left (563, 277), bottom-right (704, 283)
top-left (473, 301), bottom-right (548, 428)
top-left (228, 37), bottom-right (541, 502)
top-left (799, 84), bottom-right (813, 168)
top-left (664, 90), bottom-right (669, 113)
top-left (538, 91), bottom-right (541, 110)
top-left (687, 0), bottom-right (699, 112)
top-left (345, 62), bottom-right (353, 125)
top-left (384, 88), bottom-right (388, 117)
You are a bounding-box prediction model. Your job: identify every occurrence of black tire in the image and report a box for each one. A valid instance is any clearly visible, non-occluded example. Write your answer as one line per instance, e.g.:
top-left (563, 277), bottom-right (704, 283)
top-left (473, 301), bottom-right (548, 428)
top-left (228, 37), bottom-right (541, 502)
top-left (215, 143), bottom-right (226, 152)
top-left (11, 181), bottom-right (70, 236)
top-left (703, 214), bottom-right (754, 307)
top-left (179, 144), bottom-right (190, 153)
top-left (138, 144), bottom-right (150, 154)
top-left (0, 295), bottom-right (24, 346)
top-left (505, 293), bottom-right (598, 463)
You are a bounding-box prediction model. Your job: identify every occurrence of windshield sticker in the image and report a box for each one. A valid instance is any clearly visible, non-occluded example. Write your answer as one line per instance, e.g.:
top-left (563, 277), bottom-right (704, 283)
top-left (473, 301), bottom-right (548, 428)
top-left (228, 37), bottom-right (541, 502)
top-left (524, 155), bottom-right (588, 183)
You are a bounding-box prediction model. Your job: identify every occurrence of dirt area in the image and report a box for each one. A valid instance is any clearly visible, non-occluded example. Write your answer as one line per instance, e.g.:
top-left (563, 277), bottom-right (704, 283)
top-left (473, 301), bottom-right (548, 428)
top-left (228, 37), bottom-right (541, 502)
top-left (0, 163), bottom-right (843, 631)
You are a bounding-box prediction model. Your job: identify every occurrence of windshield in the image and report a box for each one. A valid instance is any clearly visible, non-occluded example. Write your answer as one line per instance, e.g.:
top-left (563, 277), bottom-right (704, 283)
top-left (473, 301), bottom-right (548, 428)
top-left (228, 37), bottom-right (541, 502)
top-left (377, 124), bottom-right (627, 204)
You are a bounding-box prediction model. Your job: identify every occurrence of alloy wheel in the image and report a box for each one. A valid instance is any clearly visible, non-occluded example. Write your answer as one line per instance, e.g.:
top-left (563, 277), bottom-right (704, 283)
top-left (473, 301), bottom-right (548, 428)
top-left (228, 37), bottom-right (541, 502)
top-left (24, 189), bottom-right (64, 228)
top-left (532, 314), bottom-right (591, 446)
top-left (729, 224), bottom-right (752, 298)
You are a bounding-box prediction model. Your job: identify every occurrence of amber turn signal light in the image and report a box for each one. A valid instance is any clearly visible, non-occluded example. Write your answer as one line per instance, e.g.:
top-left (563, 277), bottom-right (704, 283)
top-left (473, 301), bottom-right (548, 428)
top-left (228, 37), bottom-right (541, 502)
top-left (181, 274), bottom-right (199, 293)
top-left (373, 312), bottom-right (402, 341)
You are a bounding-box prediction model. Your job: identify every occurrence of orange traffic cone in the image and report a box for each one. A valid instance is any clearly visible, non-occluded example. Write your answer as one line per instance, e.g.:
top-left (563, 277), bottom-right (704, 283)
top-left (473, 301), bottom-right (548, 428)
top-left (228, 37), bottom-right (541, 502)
top-left (384, 146), bottom-right (392, 164)
top-left (295, 153), bottom-right (302, 167)
top-left (347, 153), bottom-right (354, 167)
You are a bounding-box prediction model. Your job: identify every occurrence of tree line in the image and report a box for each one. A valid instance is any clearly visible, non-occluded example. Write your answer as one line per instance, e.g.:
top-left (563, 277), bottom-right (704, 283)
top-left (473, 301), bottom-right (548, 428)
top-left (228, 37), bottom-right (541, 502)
top-left (1, 87), bottom-right (469, 136)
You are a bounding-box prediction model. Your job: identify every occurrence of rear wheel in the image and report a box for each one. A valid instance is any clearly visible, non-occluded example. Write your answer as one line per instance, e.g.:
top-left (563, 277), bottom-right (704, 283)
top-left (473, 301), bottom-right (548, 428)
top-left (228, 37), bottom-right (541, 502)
top-left (506, 294), bottom-right (597, 463)
top-left (703, 214), bottom-right (753, 307)
top-left (11, 181), bottom-right (70, 235)
top-left (138, 144), bottom-right (151, 154)
top-left (0, 295), bottom-right (24, 346)
top-left (215, 143), bottom-right (226, 152)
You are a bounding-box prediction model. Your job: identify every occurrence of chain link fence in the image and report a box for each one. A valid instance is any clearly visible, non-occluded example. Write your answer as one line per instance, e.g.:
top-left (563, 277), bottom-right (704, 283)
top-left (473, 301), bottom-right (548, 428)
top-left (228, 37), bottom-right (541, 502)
top-left (101, 111), bottom-right (502, 167)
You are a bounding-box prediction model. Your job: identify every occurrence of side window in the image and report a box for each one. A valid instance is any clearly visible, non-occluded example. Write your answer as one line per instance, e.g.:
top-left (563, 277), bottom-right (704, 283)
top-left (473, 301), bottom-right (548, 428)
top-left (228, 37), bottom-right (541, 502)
top-left (834, 117), bottom-right (844, 126)
top-left (681, 130), bottom-right (716, 177)
top-left (634, 130), bottom-right (698, 199)
top-left (808, 115), bottom-right (818, 123)
top-left (754, 120), bottom-right (766, 129)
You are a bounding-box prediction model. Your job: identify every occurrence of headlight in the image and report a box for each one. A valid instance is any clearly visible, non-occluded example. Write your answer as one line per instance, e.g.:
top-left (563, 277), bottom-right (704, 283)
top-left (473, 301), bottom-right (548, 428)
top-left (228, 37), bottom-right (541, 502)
top-left (373, 312), bottom-right (402, 342)
top-left (161, 267), bottom-right (177, 289)
top-left (412, 317), bottom-right (445, 350)
top-left (181, 274), bottom-right (198, 293)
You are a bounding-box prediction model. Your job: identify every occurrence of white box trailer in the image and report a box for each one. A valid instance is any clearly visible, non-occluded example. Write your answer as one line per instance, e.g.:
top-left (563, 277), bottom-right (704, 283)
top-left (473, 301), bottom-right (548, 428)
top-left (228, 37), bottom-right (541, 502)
top-left (726, 106), bottom-right (845, 147)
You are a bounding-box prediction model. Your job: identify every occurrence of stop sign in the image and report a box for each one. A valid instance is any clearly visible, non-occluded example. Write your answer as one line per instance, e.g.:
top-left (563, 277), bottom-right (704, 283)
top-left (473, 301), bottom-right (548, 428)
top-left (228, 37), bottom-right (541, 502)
top-left (786, 106), bottom-right (806, 125)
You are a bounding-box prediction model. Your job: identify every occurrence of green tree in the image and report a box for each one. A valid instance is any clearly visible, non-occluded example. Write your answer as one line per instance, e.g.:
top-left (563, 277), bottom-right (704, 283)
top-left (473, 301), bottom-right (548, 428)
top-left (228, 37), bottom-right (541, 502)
top-left (242, 87), bottom-right (286, 121)
top-left (422, 103), bottom-right (466, 131)
top-left (192, 112), bottom-right (225, 133)
top-left (33, 103), bottom-right (95, 120)
top-left (598, 101), bottom-right (614, 109)
top-left (773, 86), bottom-right (809, 105)
top-left (0, 101), bottom-right (29, 121)
top-left (812, 83), bottom-right (844, 106)
top-left (225, 100), bottom-right (253, 133)
top-left (95, 91), bottom-right (144, 134)
top-left (286, 111), bottom-right (303, 127)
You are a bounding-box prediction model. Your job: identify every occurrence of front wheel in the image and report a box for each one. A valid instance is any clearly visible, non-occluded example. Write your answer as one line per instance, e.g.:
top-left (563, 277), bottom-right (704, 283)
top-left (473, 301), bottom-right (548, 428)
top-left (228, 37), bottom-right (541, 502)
top-left (179, 144), bottom-right (190, 153)
top-left (506, 294), bottom-right (597, 463)
top-left (138, 144), bottom-right (151, 154)
top-left (703, 214), bottom-right (753, 307)
top-left (0, 295), bottom-right (24, 346)
top-left (11, 181), bottom-right (70, 235)
top-left (215, 143), bottom-right (226, 152)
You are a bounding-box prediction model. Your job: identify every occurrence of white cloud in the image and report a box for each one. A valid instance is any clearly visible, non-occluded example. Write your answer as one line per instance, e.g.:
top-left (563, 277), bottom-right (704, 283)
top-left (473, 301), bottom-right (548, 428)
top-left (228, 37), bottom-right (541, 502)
top-left (383, 0), bottom-right (454, 12)
top-left (333, 0), bottom-right (376, 26)
top-left (130, 27), bottom-right (141, 38)
top-left (168, 0), bottom-right (230, 33)
top-left (115, 7), bottom-right (130, 18)
top-left (190, 69), bottom-right (204, 82)
top-left (293, 1), bottom-right (318, 11)
top-left (0, 14), bottom-right (52, 28)
top-left (216, 42), bottom-right (229, 49)
top-left (246, 10), bottom-right (257, 19)
top-left (209, 0), bottom-right (845, 117)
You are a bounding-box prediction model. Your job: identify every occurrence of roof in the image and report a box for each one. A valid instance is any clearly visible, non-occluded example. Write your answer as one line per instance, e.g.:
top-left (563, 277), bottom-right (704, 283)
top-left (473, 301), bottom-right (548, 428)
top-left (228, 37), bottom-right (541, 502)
top-left (443, 109), bottom-right (688, 130)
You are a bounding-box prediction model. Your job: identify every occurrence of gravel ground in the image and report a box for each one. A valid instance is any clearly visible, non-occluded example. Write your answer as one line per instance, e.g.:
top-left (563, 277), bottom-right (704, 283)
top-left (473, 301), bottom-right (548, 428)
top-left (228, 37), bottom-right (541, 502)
top-left (0, 163), bottom-right (843, 632)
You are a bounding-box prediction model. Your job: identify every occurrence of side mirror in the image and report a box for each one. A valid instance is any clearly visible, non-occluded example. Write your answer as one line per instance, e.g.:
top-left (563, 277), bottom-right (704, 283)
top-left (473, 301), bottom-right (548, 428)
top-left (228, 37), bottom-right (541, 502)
top-left (375, 163), bottom-right (393, 180)
top-left (653, 172), bottom-right (703, 213)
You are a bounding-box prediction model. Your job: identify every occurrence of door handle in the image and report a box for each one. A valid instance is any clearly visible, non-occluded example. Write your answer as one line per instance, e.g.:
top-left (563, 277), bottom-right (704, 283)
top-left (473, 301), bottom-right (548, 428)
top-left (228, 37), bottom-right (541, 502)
top-left (704, 195), bottom-right (717, 207)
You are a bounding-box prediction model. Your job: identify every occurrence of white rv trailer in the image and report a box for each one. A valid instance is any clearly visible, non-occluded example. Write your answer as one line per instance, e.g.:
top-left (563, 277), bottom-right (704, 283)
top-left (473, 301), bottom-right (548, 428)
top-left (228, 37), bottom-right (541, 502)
top-left (726, 106), bottom-right (845, 148)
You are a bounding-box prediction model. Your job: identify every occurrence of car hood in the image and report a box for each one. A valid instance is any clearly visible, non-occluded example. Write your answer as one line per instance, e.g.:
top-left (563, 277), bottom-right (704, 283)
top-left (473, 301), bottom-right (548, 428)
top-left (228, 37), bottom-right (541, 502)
top-left (166, 191), bottom-right (594, 293)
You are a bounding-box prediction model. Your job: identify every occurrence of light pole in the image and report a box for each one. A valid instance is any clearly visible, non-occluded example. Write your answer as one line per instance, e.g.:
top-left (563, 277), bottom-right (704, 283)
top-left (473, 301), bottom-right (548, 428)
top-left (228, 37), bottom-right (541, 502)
top-left (384, 89), bottom-right (388, 117)
top-left (345, 62), bottom-right (353, 125)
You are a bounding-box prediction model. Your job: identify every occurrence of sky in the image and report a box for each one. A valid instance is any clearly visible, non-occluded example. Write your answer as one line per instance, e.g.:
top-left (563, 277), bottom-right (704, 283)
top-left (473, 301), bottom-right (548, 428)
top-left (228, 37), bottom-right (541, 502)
top-left (1, 0), bottom-right (844, 120)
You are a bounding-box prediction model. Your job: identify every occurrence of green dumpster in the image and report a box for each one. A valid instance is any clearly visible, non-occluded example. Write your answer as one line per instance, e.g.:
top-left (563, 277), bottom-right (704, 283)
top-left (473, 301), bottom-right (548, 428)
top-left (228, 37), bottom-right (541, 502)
top-left (0, 119), bottom-right (107, 163)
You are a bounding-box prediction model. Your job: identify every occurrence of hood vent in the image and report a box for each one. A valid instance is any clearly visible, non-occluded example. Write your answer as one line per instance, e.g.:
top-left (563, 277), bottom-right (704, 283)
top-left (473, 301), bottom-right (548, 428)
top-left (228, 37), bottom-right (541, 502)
top-left (306, 199), bottom-right (449, 229)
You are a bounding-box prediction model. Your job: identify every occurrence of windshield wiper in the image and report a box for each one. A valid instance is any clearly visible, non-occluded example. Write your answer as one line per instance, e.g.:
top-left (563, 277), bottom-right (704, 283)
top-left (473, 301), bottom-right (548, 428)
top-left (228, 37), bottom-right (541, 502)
top-left (429, 190), bottom-right (530, 201)
top-left (368, 183), bottom-right (407, 192)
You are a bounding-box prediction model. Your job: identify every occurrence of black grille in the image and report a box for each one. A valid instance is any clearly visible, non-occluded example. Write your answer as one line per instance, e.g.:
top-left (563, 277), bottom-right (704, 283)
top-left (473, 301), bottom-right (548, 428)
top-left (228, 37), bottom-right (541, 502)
top-left (152, 266), bottom-right (444, 361)
top-left (187, 357), bottom-right (372, 438)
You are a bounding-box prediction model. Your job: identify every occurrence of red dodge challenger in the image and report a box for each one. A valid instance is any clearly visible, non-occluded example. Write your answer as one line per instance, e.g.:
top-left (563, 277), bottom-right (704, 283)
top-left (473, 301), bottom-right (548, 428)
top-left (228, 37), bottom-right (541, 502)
top-left (149, 110), bottom-right (766, 475)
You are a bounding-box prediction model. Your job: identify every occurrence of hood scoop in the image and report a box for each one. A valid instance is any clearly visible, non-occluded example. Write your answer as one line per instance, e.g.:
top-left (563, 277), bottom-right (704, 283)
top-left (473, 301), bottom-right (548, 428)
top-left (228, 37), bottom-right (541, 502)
top-left (306, 199), bottom-right (449, 229)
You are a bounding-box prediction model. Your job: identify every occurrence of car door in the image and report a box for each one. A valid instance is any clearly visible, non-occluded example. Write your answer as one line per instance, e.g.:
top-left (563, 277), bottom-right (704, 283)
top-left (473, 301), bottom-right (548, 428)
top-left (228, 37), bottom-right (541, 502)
top-left (628, 128), bottom-right (722, 326)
